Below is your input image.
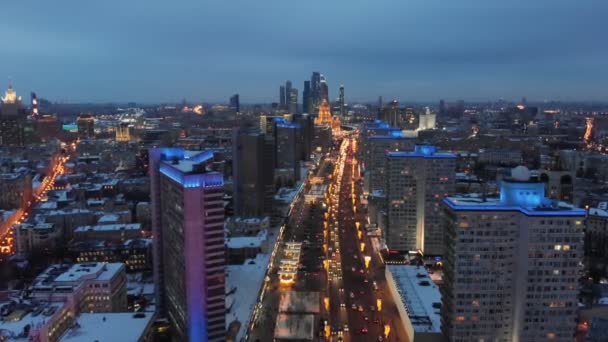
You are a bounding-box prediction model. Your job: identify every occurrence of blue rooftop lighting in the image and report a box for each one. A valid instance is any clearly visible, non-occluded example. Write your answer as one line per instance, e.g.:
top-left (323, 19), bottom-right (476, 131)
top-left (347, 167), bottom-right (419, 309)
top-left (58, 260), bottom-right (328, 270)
top-left (414, 144), bottom-right (437, 156)
top-left (500, 181), bottom-right (545, 207)
top-left (159, 163), bottom-right (224, 188)
top-left (159, 147), bottom-right (185, 161)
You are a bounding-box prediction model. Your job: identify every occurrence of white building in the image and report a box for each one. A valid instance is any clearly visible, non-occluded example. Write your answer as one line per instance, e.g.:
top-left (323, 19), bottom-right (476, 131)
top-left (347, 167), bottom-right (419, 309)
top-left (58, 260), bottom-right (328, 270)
top-left (441, 167), bottom-right (585, 342)
top-left (418, 107), bottom-right (437, 131)
top-left (385, 144), bottom-right (456, 254)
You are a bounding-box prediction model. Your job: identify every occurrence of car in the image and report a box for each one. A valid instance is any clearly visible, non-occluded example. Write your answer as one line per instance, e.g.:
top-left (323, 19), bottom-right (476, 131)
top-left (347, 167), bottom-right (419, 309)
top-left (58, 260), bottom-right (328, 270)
top-left (351, 267), bottom-right (356, 272)
top-left (340, 303), bottom-right (346, 309)
top-left (358, 305), bottom-right (364, 312)
top-left (344, 324), bottom-right (349, 332)
top-left (349, 292), bottom-right (355, 299)
top-left (364, 278), bottom-right (369, 283)
top-left (352, 304), bottom-right (357, 310)
top-left (378, 336), bottom-right (384, 341)
top-left (364, 316), bottom-right (369, 321)
top-left (360, 327), bottom-right (369, 334)
top-left (370, 305), bottom-right (375, 311)
top-left (373, 318), bottom-right (380, 324)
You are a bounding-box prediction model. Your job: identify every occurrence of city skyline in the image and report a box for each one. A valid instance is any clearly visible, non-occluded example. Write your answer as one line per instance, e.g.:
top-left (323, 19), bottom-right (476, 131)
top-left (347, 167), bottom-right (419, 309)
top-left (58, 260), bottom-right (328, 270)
top-left (1, 0), bottom-right (607, 103)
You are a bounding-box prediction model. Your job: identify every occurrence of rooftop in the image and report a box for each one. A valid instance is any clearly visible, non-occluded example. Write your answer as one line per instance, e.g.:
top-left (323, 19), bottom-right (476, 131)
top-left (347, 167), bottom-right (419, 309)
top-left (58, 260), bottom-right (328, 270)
top-left (74, 223), bottom-right (141, 233)
top-left (387, 265), bottom-right (441, 333)
top-left (33, 263), bottom-right (124, 289)
top-left (226, 230), bottom-right (267, 249)
top-left (59, 312), bottom-right (154, 342)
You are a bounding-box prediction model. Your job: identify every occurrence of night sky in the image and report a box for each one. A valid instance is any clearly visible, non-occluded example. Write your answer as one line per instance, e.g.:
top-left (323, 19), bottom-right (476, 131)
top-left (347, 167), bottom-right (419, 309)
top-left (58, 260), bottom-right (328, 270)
top-left (1, 0), bottom-right (606, 103)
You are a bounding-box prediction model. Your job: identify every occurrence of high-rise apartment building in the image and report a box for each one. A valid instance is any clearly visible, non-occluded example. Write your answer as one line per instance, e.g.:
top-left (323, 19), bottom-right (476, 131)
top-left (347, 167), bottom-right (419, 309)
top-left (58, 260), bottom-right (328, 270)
top-left (149, 148), bottom-right (226, 342)
top-left (441, 166), bottom-right (585, 342)
top-left (365, 132), bottom-right (414, 194)
top-left (385, 144), bottom-right (455, 254)
top-left (232, 129), bottom-right (275, 217)
top-left (0, 83), bottom-right (26, 146)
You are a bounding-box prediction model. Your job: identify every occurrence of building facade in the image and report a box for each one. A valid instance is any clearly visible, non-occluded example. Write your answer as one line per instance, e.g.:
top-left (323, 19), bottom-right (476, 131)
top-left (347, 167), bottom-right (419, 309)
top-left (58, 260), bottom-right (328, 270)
top-left (441, 167), bottom-right (585, 342)
top-left (149, 148), bottom-right (226, 342)
top-left (385, 145), bottom-right (455, 254)
top-left (232, 129), bottom-right (275, 217)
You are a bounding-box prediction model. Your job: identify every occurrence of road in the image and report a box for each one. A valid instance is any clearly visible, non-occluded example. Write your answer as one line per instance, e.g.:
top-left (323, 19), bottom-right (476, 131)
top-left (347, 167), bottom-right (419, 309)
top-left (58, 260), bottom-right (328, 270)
top-left (0, 149), bottom-right (69, 257)
top-left (324, 136), bottom-right (409, 342)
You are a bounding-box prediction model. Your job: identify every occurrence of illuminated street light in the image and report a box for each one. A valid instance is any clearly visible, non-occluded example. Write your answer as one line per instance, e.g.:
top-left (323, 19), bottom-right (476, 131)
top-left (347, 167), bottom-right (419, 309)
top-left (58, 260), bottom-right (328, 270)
top-left (377, 298), bottom-right (382, 311)
top-left (384, 324), bottom-right (390, 337)
top-left (364, 255), bottom-right (371, 268)
top-left (360, 242), bottom-right (365, 252)
top-left (355, 222), bottom-right (360, 230)
top-left (324, 297), bottom-right (330, 311)
top-left (358, 230), bottom-right (362, 240)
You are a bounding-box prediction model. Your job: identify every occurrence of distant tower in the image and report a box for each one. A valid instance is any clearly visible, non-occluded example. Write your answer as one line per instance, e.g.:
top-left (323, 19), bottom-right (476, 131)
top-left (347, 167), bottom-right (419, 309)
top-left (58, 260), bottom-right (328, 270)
top-left (584, 117), bottom-right (594, 142)
top-left (279, 86), bottom-right (286, 109)
top-left (303, 80), bottom-right (311, 114)
top-left (0, 82), bottom-right (26, 146)
top-left (30, 92), bottom-right (39, 119)
top-left (229, 94), bottom-right (240, 113)
top-left (338, 85), bottom-right (345, 117)
top-left (288, 88), bottom-right (298, 114)
top-left (319, 75), bottom-right (329, 102)
top-left (285, 81), bottom-right (292, 110)
top-left (311, 72), bottom-right (321, 110)
top-left (314, 99), bottom-right (340, 131)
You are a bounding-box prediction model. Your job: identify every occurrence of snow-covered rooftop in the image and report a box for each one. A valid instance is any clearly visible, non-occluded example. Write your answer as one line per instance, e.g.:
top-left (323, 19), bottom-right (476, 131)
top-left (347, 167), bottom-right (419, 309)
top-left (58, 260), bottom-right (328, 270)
top-left (387, 265), bottom-right (441, 333)
top-left (59, 312), bottom-right (154, 342)
top-left (226, 230), bottom-right (267, 249)
top-left (74, 223), bottom-right (141, 233)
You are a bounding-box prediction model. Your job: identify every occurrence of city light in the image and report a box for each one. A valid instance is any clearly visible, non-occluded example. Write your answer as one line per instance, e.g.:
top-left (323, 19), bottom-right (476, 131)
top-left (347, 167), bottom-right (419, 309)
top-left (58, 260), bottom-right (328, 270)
top-left (364, 255), bottom-right (371, 268)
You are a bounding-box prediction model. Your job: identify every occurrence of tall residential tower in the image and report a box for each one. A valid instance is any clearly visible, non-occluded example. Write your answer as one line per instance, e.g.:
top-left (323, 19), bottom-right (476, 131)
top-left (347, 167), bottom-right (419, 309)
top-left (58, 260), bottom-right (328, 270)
top-left (150, 148), bottom-right (226, 342)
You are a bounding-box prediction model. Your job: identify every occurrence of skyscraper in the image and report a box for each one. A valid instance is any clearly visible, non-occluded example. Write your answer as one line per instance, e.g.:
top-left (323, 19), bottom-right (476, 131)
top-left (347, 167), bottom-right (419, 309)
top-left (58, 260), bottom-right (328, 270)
top-left (385, 144), bottom-right (455, 254)
top-left (0, 83), bottom-right (25, 146)
top-left (288, 87), bottom-right (298, 114)
top-left (279, 86), bottom-right (286, 109)
top-left (365, 132), bottom-right (414, 194)
top-left (232, 129), bottom-right (275, 217)
top-left (319, 74), bottom-right (329, 102)
top-left (273, 118), bottom-right (302, 180)
top-left (229, 93), bottom-right (240, 113)
top-left (311, 72), bottom-right (321, 111)
top-left (285, 80), bottom-right (292, 110)
top-left (149, 148), bottom-right (226, 342)
top-left (441, 166), bottom-right (584, 341)
top-left (303, 80), bottom-right (311, 114)
top-left (338, 85), bottom-right (345, 117)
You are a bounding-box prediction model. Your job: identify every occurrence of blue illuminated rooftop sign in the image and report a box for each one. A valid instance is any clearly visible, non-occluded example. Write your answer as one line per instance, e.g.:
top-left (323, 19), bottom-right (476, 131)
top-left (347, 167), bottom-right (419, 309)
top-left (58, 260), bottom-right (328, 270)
top-left (443, 197), bottom-right (586, 217)
top-left (159, 163), bottom-right (224, 188)
top-left (387, 144), bottom-right (456, 159)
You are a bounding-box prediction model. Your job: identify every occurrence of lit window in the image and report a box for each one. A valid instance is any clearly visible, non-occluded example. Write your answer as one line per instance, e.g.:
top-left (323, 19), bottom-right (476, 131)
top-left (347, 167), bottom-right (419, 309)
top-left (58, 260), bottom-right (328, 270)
top-left (456, 316), bottom-right (466, 321)
top-left (562, 245), bottom-right (570, 251)
top-left (554, 245), bottom-right (562, 251)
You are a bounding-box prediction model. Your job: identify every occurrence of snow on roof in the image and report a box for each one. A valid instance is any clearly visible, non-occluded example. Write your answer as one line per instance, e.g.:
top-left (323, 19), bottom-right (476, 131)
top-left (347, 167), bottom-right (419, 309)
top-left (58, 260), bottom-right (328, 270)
top-left (274, 313), bottom-right (315, 340)
top-left (387, 265), bottom-right (441, 333)
top-left (59, 312), bottom-right (153, 342)
top-left (590, 208), bottom-right (608, 217)
top-left (226, 230), bottom-right (267, 249)
top-left (0, 303), bottom-right (64, 341)
top-left (97, 214), bottom-right (119, 223)
top-left (225, 254), bottom-right (269, 342)
top-left (38, 263), bottom-right (124, 284)
top-left (74, 223), bottom-right (141, 233)
top-left (278, 292), bottom-right (320, 314)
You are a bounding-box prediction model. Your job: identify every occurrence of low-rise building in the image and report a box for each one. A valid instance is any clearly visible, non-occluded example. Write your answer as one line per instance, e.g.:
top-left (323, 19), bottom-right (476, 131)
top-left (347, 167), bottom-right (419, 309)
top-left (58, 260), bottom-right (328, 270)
top-left (385, 265), bottom-right (443, 342)
top-left (73, 223), bottom-right (142, 243)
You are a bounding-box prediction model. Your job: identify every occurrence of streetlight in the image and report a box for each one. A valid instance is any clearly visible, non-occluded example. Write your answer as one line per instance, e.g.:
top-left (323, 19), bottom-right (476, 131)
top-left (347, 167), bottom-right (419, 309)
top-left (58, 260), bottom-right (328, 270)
top-left (364, 255), bottom-right (371, 269)
top-left (360, 242), bottom-right (365, 252)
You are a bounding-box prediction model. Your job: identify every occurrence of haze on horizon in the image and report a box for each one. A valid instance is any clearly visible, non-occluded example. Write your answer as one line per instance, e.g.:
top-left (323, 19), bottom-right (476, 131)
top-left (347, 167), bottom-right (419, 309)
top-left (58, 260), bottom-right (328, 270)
top-left (0, 0), bottom-right (606, 104)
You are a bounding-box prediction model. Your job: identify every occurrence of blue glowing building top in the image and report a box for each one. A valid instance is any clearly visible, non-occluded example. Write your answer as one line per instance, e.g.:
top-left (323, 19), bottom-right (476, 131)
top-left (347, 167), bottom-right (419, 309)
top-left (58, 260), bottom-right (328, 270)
top-left (444, 166), bottom-right (585, 217)
top-left (387, 144), bottom-right (456, 159)
top-left (153, 147), bottom-right (224, 188)
top-left (273, 117), bottom-right (300, 129)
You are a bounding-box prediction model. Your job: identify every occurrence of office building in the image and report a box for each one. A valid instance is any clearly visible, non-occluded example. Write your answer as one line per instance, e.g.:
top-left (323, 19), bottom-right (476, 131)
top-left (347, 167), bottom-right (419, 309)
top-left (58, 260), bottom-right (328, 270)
top-left (319, 74), bottom-right (329, 102)
top-left (230, 93), bottom-right (240, 113)
top-left (233, 129), bottom-right (275, 217)
top-left (311, 72), bottom-right (321, 111)
top-left (288, 87), bottom-right (298, 114)
top-left (37, 114), bottom-right (61, 142)
top-left (149, 148), bottom-right (226, 342)
top-left (0, 83), bottom-right (26, 146)
top-left (385, 145), bottom-right (456, 254)
top-left (338, 85), bottom-right (345, 117)
top-left (303, 80), bottom-right (311, 114)
top-left (279, 85), bottom-right (286, 108)
top-left (273, 118), bottom-right (302, 181)
top-left (77, 114), bottom-right (95, 139)
top-left (378, 99), bottom-right (400, 127)
top-left (441, 166), bottom-right (585, 342)
top-left (294, 113), bottom-right (314, 161)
